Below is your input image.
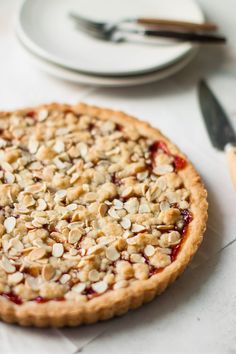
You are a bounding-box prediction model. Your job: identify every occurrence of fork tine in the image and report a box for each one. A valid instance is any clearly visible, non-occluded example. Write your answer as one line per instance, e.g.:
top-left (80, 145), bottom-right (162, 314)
top-left (75, 23), bottom-right (108, 40)
top-left (69, 13), bottom-right (104, 30)
top-left (74, 19), bottom-right (104, 33)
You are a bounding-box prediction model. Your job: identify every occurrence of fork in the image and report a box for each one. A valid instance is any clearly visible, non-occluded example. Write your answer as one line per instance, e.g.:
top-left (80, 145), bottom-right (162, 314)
top-left (69, 13), bottom-right (226, 44)
top-left (69, 12), bottom-right (218, 33)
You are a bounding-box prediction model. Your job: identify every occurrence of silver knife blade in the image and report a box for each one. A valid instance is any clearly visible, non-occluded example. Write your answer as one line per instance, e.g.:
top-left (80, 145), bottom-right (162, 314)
top-left (198, 79), bottom-right (236, 151)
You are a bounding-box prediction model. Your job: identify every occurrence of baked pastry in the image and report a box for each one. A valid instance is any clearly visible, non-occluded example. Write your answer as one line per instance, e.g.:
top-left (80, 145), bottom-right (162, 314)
top-left (0, 103), bottom-right (207, 327)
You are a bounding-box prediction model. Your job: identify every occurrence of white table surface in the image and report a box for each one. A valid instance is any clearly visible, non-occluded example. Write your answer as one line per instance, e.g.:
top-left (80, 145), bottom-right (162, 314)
top-left (0, 1), bottom-right (236, 353)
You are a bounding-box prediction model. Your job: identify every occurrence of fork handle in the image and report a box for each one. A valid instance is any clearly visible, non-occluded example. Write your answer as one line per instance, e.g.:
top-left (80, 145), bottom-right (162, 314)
top-left (141, 29), bottom-right (226, 43)
top-left (137, 18), bottom-right (217, 32)
top-left (225, 144), bottom-right (236, 190)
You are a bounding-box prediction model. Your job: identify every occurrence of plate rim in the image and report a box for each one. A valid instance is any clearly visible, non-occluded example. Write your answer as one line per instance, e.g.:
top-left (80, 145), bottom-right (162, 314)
top-left (18, 35), bottom-right (199, 87)
top-left (15, 0), bottom-right (204, 77)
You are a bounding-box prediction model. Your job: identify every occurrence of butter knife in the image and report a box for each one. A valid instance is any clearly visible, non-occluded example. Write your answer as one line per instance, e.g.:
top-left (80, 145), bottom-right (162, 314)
top-left (198, 79), bottom-right (236, 189)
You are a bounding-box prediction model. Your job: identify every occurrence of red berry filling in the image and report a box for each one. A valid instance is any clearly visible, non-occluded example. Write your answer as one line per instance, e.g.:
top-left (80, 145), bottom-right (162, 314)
top-left (149, 140), bottom-right (187, 171)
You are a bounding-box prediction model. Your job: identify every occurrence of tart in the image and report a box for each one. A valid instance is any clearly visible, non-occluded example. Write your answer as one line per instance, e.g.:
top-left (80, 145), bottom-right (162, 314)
top-left (0, 103), bottom-right (207, 327)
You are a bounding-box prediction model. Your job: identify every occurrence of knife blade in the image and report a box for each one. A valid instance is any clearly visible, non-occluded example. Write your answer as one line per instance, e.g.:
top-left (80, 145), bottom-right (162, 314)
top-left (198, 79), bottom-right (236, 189)
top-left (198, 79), bottom-right (236, 150)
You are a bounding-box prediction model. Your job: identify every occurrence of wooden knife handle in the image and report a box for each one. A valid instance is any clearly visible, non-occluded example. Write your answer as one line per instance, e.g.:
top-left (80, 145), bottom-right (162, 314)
top-left (137, 18), bottom-right (218, 32)
top-left (225, 144), bottom-right (236, 190)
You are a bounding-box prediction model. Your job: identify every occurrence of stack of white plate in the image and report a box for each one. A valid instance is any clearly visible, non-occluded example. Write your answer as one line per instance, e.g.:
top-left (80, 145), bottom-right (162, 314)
top-left (16, 0), bottom-right (204, 87)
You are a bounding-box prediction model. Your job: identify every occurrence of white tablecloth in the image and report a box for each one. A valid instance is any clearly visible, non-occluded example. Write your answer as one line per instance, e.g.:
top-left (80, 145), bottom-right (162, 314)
top-left (0, 1), bottom-right (236, 353)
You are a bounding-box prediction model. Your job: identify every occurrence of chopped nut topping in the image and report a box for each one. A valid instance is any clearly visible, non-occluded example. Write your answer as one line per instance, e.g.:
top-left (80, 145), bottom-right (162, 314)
top-left (52, 243), bottom-right (64, 258)
top-left (144, 245), bottom-right (155, 257)
top-left (120, 217), bottom-right (131, 230)
top-left (28, 248), bottom-right (46, 261)
top-left (0, 256), bottom-right (16, 273)
top-left (42, 264), bottom-right (55, 281)
top-left (0, 105), bottom-right (192, 304)
top-left (68, 229), bottom-right (82, 244)
top-left (91, 281), bottom-right (108, 294)
top-left (88, 269), bottom-right (100, 282)
top-left (106, 246), bottom-right (120, 261)
top-left (4, 217), bottom-right (16, 234)
top-left (8, 272), bottom-right (24, 285)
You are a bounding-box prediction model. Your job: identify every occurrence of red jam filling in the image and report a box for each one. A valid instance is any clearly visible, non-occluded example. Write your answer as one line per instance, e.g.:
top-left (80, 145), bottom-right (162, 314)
top-left (1, 292), bottom-right (22, 305)
top-left (34, 296), bottom-right (49, 304)
top-left (170, 209), bottom-right (193, 262)
top-left (170, 244), bottom-right (181, 262)
top-left (173, 155), bottom-right (187, 171)
top-left (111, 173), bottom-right (122, 186)
top-left (26, 111), bottom-right (36, 119)
top-left (149, 140), bottom-right (187, 171)
top-left (0, 293), bottom-right (65, 305)
top-left (34, 296), bottom-right (65, 304)
top-left (84, 287), bottom-right (97, 299)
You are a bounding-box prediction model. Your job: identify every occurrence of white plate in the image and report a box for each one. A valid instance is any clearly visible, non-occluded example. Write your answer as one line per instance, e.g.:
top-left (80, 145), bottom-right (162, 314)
top-left (16, 0), bottom-right (203, 76)
top-left (19, 39), bottom-right (198, 87)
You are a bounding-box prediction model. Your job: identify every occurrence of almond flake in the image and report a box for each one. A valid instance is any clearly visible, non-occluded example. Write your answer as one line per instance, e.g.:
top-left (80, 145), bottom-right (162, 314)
top-left (121, 186), bottom-right (133, 198)
top-left (78, 143), bottom-right (88, 158)
top-left (55, 189), bottom-right (67, 201)
top-left (137, 171), bottom-right (149, 181)
top-left (123, 230), bottom-right (133, 239)
top-left (22, 194), bottom-right (36, 207)
top-left (70, 172), bottom-right (81, 184)
top-left (37, 198), bottom-right (47, 211)
top-left (28, 139), bottom-right (39, 154)
top-left (28, 247), bottom-right (46, 261)
top-left (160, 201), bottom-right (170, 211)
top-left (113, 199), bottom-right (124, 210)
top-left (1, 161), bottom-right (13, 172)
top-left (8, 271), bottom-right (23, 285)
top-left (144, 245), bottom-right (155, 257)
top-left (120, 217), bottom-right (131, 230)
top-left (69, 248), bottom-right (78, 256)
top-left (38, 109), bottom-right (48, 121)
top-left (98, 203), bottom-right (108, 217)
top-left (132, 224), bottom-right (146, 233)
top-left (52, 243), bottom-right (64, 257)
top-left (60, 273), bottom-right (71, 284)
top-left (130, 253), bottom-right (144, 263)
top-left (56, 127), bottom-right (69, 136)
top-left (108, 207), bottom-right (120, 220)
top-left (66, 203), bottom-right (77, 211)
top-left (0, 256), bottom-right (16, 273)
top-left (157, 225), bottom-right (174, 231)
top-left (91, 280), bottom-right (108, 294)
top-left (4, 217), bottom-right (16, 233)
top-left (124, 198), bottom-right (139, 214)
top-left (97, 236), bottom-right (115, 245)
top-left (72, 283), bottom-right (86, 293)
top-left (26, 276), bottom-right (41, 290)
top-left (88, 269), bottom-right (100, 282)
top-left (106, 245), bottom-right (120, 261)
top-left (154, 164), bottom-right (174, 175)
top-left (87, 245), bottom-right (104, 255)
top-left (53, 157), bottom-right (66, 169)
top-left (139, 204), bottom-right (150, 213)
top-left (0, 138), bottom-right (7, 148)
top-left (54, 140), bottom-right (65, 153)
top-left (126, 237), bottom-right (137, 245)
top-left (42, 264), bottom-right (55, 281)
top-left (5, 171), bottom-right (15, 184)
top-left (68, 229), bottom-right (82, 244)
top-left (84, 192), bottom-right (97, 202)
top-left (34, 217), bottom-right (49, 225)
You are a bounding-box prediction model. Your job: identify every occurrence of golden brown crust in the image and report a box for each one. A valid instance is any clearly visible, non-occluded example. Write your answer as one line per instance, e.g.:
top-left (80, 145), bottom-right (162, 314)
top-left (0, 103), bottom-right (208, 327)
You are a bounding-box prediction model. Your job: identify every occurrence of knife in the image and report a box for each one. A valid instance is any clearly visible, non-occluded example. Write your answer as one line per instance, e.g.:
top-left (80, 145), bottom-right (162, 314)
top-left (198, 79), bottom-right (236, 189)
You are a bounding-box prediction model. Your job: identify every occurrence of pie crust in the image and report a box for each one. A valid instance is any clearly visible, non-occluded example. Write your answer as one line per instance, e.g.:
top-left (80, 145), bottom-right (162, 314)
top-left (0, 103), bottom-right (208, 327)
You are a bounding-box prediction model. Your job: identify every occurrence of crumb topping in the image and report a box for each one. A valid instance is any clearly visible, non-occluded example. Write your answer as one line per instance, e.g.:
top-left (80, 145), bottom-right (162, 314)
top-left (0, 107), bottom-right (192, 304)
